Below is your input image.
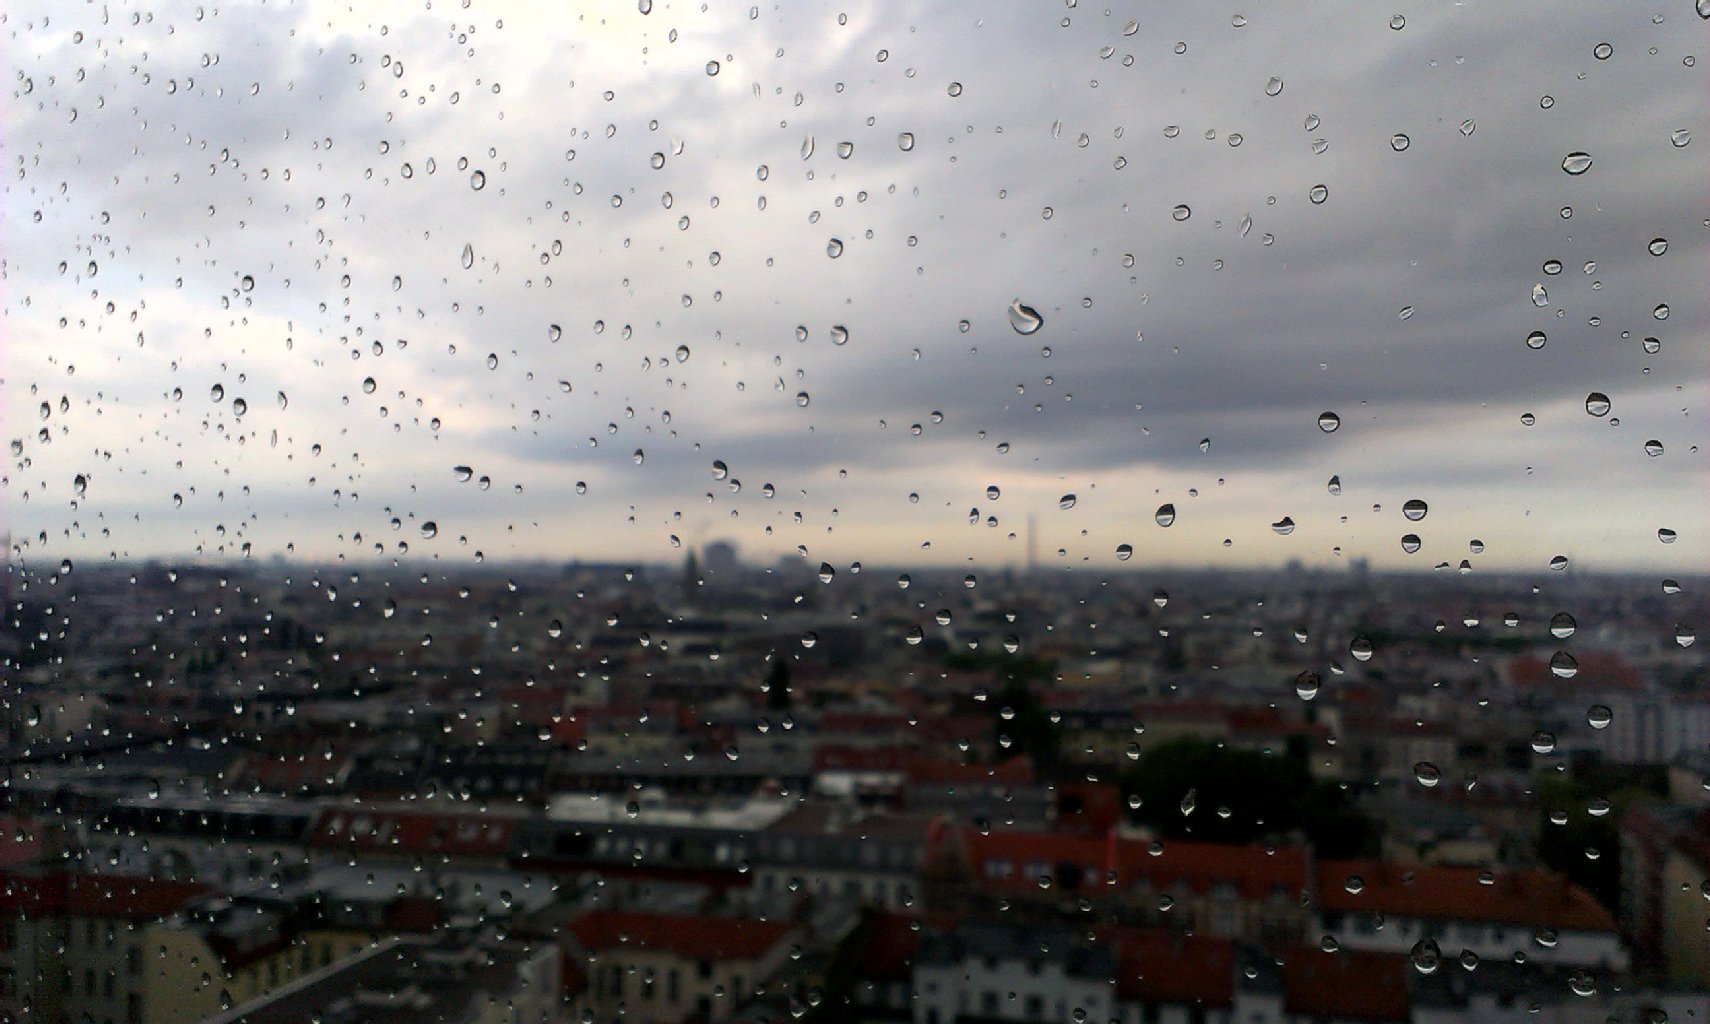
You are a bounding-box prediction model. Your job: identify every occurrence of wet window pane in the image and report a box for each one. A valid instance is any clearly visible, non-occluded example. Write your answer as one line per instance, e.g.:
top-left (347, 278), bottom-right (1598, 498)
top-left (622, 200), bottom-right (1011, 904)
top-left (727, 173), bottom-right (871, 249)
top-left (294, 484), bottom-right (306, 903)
top-left (2, 3), bottom-right (1704, 1021)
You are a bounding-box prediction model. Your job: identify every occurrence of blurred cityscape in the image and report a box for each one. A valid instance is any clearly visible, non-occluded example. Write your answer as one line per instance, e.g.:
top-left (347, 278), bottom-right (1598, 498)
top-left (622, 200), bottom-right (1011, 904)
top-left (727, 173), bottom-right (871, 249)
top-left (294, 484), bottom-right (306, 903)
top-left (1, 549), bottom-right (1707, 1024)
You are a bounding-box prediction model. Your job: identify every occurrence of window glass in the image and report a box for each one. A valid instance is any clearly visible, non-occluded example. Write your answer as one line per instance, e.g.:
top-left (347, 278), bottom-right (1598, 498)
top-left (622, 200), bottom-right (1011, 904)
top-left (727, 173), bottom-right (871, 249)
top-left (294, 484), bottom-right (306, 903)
top-left (2, 4), bottom-right (1703, 1022)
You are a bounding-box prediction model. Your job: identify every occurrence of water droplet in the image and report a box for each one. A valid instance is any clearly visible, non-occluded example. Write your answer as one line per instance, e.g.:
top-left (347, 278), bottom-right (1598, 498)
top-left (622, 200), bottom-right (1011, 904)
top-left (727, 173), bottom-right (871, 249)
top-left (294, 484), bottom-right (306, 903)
top-left (470, 169), bottom-right (486, 190)
top-left (1411, 939), bottom-right (1442, 974)
top-left (1007, 300), bottom-right (1044, 335)
top-left (1171, 204), bottom-right (1192, 221)
top-left (800, 135), bottom-right (815, 160)
top-left (796, 391), bottom-right (810, 407)
top-left (675, 344), bottom-right (691, 363)
top-left (231, 397), bottom-right (247, 416)
top-left (638, 0), bottom-right (652, 13)
top-left (1327, 475), bottom-right (1342, 495)
top-left (1549, 651), bottom-right (1579, 678)
top-left (1154, 504), bottom-right (1176, 527)
top-left (1116, 543), bottom-right (1133, 561)
top-left (1561, 152), bottom-right (1593, 175)
top-left (712, 460), bottom-right (729, 480)
top-left (829, 325), bottom-right (849, 346)
top-left (1526, 331), bottom-right (1547, 350)
top-left (1587, 705), bottom-right (1612, 729)
top-left (1672, 128), bottom-right (1692, 147)
top-left (1584, 393), bottom-right (1611, 417)
top-left (1644, 439), bottom-right (1664, 457)
top-left (705, 60), bottom-right (721, 76)
top-left (1459, 118), bottom-right (1477, 136)
top-left (1649, 238), bottom-right (1669, 256)
top-left (420, 521), bottom-right (438, 539)
top-left (1272, 517), bottom-right (1296, 535)
top-left (897, 132), bottom-right (915, 152)
top-left (1679, 625), bottom-right (1698, 648)
top-left (1653, 303), bottom-right (1671, 320)
top-left (1350, 636), bottom-right (1375, 661)
top-left (947, 82), bottom-right (963, 97)
top-left (1531, 283), bottom-right (1550, 307)
top-left (836, 141), bottom-right (853, 159)
top-left (461, 244), bottom-right (475, 269)
top-left (1264, 77), bottom-right (1284, 96)
top-left (1569, 970), bottom-right (1597, 998)
top-left (1295, 672), bottom-right (1321, 701)
top-left (1592, 42), bottom-right (1613, 60)
top-left (826, 238), bottom-right (844, 258)
top-left (818, 562), bottom-right (835, 584)
top-left (1414, 762), bottom-right (1441, 788)
top-left (1548, 612), bottom-right (1576, 639)
top-left (1401, 534), bottom-right (1422, 554)
top-left (1390, 133), bottom-right (1410, 151)
top-left (1308, 184), bottom-right (1329, 204)
top-left (1317, 411), bottom-right (1341, 433)
top-left (1658, 527), bottom-right (1678, 544)
top-left (1058, 494), bottom-right (1077, 510)
top-left (1402, 499), bottom-right (1428, 521)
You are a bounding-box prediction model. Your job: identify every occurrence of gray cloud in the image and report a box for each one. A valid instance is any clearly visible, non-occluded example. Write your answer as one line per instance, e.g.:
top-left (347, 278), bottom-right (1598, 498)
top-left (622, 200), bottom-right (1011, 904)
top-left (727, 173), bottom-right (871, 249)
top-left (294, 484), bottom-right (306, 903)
top-left (4, 1), bottom-right (1704, 573)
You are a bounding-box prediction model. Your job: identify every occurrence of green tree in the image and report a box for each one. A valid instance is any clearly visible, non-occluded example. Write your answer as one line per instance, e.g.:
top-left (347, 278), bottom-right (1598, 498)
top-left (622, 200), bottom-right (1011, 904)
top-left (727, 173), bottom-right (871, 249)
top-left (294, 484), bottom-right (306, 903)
top-left (764, 658), bottom-right (792, 711)
top-left (1119, 736), bottom-right (1375, 856)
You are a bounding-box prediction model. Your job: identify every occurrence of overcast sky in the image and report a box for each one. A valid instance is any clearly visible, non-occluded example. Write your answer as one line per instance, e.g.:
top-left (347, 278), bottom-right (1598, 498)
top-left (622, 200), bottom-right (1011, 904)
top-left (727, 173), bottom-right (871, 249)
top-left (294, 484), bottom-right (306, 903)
top-left (3, 1), bottom-right (1704, 574)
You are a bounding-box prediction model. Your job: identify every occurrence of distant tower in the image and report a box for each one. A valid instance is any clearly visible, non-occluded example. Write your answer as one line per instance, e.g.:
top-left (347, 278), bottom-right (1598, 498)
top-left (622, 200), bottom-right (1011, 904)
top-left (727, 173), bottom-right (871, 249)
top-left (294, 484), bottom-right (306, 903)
top-left (704, 540), bottom-right (740, 581)
top-left (682, 549), bottom-right (700, 605)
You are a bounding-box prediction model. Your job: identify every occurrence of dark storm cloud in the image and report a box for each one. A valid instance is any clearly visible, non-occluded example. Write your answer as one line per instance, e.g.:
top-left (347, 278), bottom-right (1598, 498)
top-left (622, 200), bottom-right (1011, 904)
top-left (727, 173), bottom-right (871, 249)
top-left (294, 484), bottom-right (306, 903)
top-left (4, 1), bottom-right (1703, 570)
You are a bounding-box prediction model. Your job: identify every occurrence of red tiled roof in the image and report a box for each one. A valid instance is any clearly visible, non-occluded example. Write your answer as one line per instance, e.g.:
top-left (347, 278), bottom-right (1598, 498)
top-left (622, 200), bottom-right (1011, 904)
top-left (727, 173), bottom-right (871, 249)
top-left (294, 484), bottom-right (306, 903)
top-left (1509, 651), bottom-right (1642, 689)
top-left (906, 755), bottom-right (1033, 787)
top-left (952, 828), bottom-right (1107, 888)
top-left (1315, 860), bottom-right (1616, 932)
top-left (813, 745), bottom-right (910, 774)
top-left (0, 872), bottom-right (211, 921)
top-left (1283, 949), bottom-right (1409, 1022)
top-left (0, 815), bottom-right (49, 868)
top-left (1113, 837), bottom-right (1308, 901)
top-left (855, 913), bottom-right (922, 983)
top-left (1107, 929), bottom-right (1235, 1006)
top-left (570, 910), bottom-right (794, 962)
top-left (307, 806), bottom-right (514, 858)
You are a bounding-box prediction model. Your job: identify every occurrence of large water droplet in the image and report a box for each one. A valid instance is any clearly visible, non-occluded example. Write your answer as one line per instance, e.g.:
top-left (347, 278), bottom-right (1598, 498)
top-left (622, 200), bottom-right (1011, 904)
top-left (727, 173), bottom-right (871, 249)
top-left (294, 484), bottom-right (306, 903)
top-left (1272, 517), bottom-right (1296, 535)
top-left (1390, 133), bottom-right (1410, 151)
top-left (1171, 204), bottom-right (1192, 221)
top-left (1007, 300), bottom-right (1044, 335)
top-left (1584, 393), bottom-right (1611, 417)
top-left (1154, 504), bottom-right (1176, 527)
top-left (826, 238), bottom-right (844, 258)
top-left (1116, 543), bottom-right (1133, 561)
top-left (897, 132), bottom-right (915, 152)
top-left (1402, 499), bottom-right (1428, 521)
top-left (1549, 612), bottom-right (1576, 639)
top-left (1058, 494), bottom-right (1077, 510)
top-left (461, 243), bottom-right (475, 269)
top-left (1317, 411), bottom-right (1341, 433)
top-left (1414, 762), bottom-right (1441, 788)
top-left (1531, 283), bottom-right (1550, 307)
top-left (1264, 76), bottom-right (1284, 96)
top-left (1561, 152), bottom-right (1593, 175)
